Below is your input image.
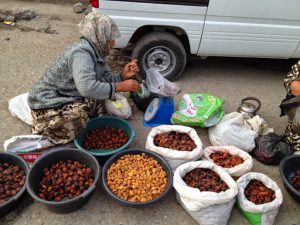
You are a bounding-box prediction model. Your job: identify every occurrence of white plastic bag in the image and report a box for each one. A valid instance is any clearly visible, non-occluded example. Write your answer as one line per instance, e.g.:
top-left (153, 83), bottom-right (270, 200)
top-left (105, 93), bottom-right (132, 119)
top-left (208, 112), bottom-right (259, 152)
top-left (173, 161), bottom-right (238, 225)
top-left (203, 146), bottom-right (253, 177)
top-left (145, 69), bottom-right (180, 97)
top-left (236, 172), bottom-right (283, 225)
top-left (8, 93), bottom-right (33, 125)
top-left (146, 125), bottom-right (203, 172)
top-left (246, 115), bottom-right (274, 135)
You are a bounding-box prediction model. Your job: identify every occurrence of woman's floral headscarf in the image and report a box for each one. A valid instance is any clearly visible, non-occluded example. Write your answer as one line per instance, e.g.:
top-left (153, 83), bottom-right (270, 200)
top-left (78, 13), bottom-right (121, 57)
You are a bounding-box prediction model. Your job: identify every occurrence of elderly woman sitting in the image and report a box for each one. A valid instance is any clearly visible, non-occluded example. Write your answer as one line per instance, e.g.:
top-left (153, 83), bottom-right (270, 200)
top-left (28, 13), bottom-right (140, 145)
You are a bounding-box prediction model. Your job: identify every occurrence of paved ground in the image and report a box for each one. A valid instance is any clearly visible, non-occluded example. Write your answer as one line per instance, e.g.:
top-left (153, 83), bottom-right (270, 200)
top-left (0, 1), bottom-right (299, 225)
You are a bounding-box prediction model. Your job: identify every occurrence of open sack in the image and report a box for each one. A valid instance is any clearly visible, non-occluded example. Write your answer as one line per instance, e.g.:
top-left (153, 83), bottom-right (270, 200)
top-left (203, 146), bottom-right (253, 177)
top-left (173, 161), bottom-right (238, 225)
top-left (208, 112), bottom-right (273, 152)
top-left (4, 135), bottom-right (75, 163)
top-left (236, 172), bottom-right (283, 225)
top-left (146, 125), bottom-right (203, 172)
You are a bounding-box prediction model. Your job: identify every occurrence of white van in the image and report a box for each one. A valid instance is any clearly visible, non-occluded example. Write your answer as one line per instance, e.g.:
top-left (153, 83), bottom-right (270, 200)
top-left (89, 0), bottom-right (300, 80)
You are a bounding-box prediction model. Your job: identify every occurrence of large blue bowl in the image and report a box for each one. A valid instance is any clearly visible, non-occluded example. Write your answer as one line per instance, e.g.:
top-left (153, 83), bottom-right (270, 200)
top-left (74, 116), bottom-right (136, 163)
top-left (279, 155), bottom-right (300, 203)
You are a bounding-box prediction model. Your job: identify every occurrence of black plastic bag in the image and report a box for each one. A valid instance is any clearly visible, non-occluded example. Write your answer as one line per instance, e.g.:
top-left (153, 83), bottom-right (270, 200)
top-left (253, 133), bottom-right (293, 165)
top-left (279, 95), bottom-right (300, 117)
top-left (131, 92), bottom-right (158, 112)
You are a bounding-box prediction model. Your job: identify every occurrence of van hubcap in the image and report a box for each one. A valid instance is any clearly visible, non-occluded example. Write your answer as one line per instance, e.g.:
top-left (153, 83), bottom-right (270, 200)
top-left (142, 46), bottom-right (176, 77)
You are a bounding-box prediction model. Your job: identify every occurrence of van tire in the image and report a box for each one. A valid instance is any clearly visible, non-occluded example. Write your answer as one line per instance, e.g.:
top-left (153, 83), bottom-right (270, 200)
top-left (131, 32), bottom-right (186, 81)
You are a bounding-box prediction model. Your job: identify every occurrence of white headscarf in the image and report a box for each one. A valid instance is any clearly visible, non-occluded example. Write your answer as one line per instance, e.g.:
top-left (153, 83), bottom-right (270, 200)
top-left (78, 13), bottom-right (121, 58)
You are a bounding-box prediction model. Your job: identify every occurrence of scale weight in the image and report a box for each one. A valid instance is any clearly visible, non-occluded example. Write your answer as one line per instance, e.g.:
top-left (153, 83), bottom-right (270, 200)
top-left (143, 97), bottom-right (174, 127)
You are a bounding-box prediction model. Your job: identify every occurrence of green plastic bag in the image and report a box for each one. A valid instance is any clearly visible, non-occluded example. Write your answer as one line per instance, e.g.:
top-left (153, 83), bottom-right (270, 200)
top-left (171, 93), bottom-right (224, 127)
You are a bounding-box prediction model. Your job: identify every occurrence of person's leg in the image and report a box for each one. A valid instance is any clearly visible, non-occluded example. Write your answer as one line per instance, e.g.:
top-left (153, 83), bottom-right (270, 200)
top-left (285, 120), bottom-right (300, 153)
top-left (31, 102), bottom-right (90, 145)
top-left (84, 98), bottom-right (106, 118)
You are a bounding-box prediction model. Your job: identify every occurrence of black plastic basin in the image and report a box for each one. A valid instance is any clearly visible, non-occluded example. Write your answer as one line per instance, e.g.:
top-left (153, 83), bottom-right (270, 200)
top-left (102, 149), bottom-right (173, 207)
top-left (279, 155), bottom-right (300, 203)
top-left (0, 152), bottom-right (29, 216)
top-left (27, 148), bottom-right (100, 213)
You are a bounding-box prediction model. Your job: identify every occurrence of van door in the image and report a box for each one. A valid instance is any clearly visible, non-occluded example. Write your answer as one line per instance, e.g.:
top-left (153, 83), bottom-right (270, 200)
top-left (198, 0), bottom-right (300, 58)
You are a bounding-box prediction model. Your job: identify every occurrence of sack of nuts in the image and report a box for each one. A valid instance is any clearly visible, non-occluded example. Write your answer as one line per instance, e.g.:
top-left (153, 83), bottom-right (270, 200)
top-left (173, 160), bottom-right (238, 225)
top-left (203, 146), bottom-right (253, 177)
top-left (236, 172), bottom-right (283, 225)
top-left (146, 125), bottom-right (203, 172)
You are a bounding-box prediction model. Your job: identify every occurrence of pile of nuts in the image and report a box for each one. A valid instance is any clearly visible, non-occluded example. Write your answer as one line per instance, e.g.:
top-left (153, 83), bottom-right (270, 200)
top-left (289, 170), bottom-right (300, 192)
top-left (183, 168), bottom-right (229, 192)
top-left (38, 160), bottom-right (94, 201)
top-left (0, 163), bottom-right (26, 204)
top-left (154, 131), bottom-right (196, 151)
top-left (106, 153), bottom-right (167, 202)
top-left (244, 179), bottom-right (276, 205)
top-left (210, 150), bottom-right (244, 168)
top-left (83, 127), bottom-right (128, 149)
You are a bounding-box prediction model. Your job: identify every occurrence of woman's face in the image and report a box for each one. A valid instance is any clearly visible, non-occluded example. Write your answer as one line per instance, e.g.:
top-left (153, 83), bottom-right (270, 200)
top-left (108, 39), bottom-right (115, 52)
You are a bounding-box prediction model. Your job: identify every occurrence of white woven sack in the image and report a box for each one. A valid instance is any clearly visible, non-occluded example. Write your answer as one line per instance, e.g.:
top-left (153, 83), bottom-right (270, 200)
top-left (203, 146), bottom-right (253, 177)
top-left (146, 125), bottom-right (203, 172)
top-left (237, 172), bottom-right (283, 225)
top-left (173, 160), bottom-right (238, 225)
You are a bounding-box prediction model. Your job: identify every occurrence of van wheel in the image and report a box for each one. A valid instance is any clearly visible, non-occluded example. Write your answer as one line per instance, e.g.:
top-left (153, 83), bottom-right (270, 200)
top-left (131, 32), bottom-right (186, 81)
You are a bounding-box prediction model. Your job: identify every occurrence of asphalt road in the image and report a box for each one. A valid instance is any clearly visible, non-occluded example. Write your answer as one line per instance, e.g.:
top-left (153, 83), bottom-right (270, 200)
top-left (0, 1), bottom-right (299, 225)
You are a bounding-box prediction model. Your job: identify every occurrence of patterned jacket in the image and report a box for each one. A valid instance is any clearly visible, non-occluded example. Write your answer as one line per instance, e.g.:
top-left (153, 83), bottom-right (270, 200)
top-left (284, 60), bottom-right (300, 95)
top-left (28, 38), bottom-right (122, 110)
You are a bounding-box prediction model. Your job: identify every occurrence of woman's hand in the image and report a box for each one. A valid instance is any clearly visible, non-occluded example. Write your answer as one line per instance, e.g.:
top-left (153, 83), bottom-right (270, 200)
top-left (115, 79), bottom-right (140, 92)
top-left (123, 59), bottom-right (139, 79)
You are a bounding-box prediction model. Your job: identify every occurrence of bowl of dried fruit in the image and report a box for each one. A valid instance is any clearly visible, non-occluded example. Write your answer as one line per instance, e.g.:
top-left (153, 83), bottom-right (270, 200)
top-left (26, 148), bottom-right (100, 213)
top-left (102, 149), bottom-right (173, 206)
top-left (74, 116), bottom-right (136, 164)
top-left (280, 155), bottom-right (300, 203)
top-left (0, 152), bottom-right (29, 216)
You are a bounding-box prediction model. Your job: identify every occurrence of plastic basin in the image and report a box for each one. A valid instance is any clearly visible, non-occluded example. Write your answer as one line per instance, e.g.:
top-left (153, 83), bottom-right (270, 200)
top-left (74, 116), bottom-right (136, 165)
top-left (102, 149), bottom-right (173, 207)
top-left (279, 155), bottom-right (300, 203)
top-left (0, 152), bottom-right (30, 216)
top-left (26, 148), bottom-right (100, 213)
